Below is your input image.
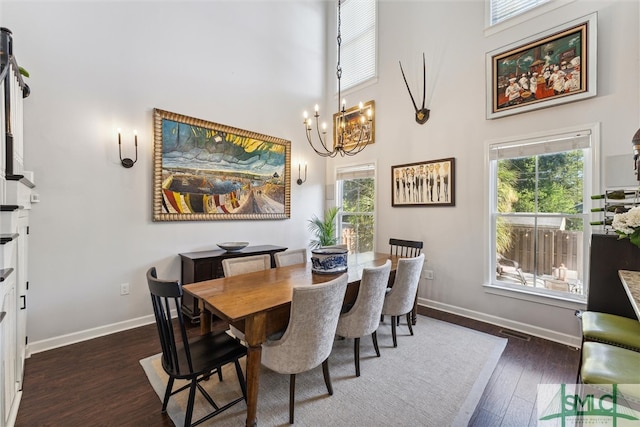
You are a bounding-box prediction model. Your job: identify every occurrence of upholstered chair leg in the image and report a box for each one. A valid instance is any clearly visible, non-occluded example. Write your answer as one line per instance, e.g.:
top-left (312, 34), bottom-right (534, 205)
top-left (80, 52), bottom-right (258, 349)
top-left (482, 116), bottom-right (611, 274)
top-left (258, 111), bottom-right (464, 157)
top-left (234, 359), bottom-right (247, 400)
top-left (289, 374), bottom-right (296, 424)
top-left (372, 331), bottom-right (380, 357)
top-left (184, 380), bottom-right (198, 427)
top-left (322, 359), bottom-right (333, 395)
top-left (161, 377), bottom-right (175, 412)
top-left (406, 313), bottom-right (414, 336)
top-left (391, 316), bottom-right (398, 347)
top-left (354, 337), bottom-right (361, 377)
top-left (217, 367), bottom-right (223, 381)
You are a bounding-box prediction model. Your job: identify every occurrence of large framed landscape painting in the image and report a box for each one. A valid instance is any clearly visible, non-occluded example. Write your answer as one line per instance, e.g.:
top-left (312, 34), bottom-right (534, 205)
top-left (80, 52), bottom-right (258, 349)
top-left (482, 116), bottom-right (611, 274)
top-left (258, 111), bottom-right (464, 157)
top-left (486, 13), bottom-right (597, 119)
top-left (153, 109), bottom-right (291, 221)
top-left (391, 158), bottom-right (455, 207)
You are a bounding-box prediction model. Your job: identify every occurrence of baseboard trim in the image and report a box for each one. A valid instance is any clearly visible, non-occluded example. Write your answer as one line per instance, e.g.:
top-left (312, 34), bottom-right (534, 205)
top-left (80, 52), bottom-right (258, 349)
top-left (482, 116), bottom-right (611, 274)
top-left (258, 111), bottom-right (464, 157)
top-left (418, 298), bottom-right (582, 348)
top-left (26, 314), bottom-right (157, 356)
top-left (28, 300), bottom-right (581, 357)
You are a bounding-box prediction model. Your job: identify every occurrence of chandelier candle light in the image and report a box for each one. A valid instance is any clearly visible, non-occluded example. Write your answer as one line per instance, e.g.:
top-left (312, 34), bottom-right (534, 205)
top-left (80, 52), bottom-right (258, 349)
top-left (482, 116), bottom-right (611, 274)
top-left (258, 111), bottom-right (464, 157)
top-left (302, 0), bottom-right (373, 158)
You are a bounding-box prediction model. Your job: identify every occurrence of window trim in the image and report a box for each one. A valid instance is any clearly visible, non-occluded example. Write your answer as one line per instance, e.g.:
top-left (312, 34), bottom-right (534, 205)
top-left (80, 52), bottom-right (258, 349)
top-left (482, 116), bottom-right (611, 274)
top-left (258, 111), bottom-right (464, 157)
top-left (483, 122), bottom-right (600, 306)
top-left (335, 162), bottom-right (378, 253)
top-left (484, 0), bottom-right (576, 36)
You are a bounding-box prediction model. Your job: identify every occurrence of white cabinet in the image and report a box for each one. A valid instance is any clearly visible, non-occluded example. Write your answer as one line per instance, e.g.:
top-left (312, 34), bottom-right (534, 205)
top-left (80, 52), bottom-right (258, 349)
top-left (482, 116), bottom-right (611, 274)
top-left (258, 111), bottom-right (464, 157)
top-left (1, 27), bottom-right (32, 426)
top-left (0, 184), bottom-right (32, 427)
top-left (1, 271), bottom-right (18, 427)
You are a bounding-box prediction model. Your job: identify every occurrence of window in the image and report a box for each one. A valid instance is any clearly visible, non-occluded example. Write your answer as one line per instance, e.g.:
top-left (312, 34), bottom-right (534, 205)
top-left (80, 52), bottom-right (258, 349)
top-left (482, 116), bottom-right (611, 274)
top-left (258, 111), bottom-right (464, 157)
top-left (336, 163), bottom-right (375, 254)
top-left (488, 0), bottom-right (550, 26)
top-left (488, 126), bottom-right (596, 300)
top-left (340, 0), bottom-right (376, 91)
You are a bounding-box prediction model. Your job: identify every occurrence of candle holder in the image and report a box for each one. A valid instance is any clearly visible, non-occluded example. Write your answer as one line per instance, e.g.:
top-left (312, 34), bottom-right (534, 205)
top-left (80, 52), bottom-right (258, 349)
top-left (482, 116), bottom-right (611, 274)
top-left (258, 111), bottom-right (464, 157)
top-left (118, 129), bottom-right (138, 168)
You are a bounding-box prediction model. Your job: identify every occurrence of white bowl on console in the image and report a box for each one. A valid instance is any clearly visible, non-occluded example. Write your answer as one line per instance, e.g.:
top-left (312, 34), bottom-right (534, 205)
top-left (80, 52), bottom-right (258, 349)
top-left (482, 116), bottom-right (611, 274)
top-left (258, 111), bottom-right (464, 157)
top-left (217, 242), bottom-right (249, 252)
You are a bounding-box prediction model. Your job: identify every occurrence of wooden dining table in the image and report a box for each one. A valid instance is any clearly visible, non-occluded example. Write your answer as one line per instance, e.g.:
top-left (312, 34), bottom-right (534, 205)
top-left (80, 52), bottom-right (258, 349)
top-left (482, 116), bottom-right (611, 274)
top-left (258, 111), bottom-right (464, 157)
top-left (182, 251), bottom-right (400, 427)
top-left (618, 270), bottom-right (640, 320)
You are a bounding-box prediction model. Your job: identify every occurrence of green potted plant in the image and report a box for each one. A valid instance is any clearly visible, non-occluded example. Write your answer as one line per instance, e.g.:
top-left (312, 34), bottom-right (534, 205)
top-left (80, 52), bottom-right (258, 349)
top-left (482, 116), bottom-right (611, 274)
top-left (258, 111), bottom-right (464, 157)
top-left (307, 206), bottom-right (340, 248)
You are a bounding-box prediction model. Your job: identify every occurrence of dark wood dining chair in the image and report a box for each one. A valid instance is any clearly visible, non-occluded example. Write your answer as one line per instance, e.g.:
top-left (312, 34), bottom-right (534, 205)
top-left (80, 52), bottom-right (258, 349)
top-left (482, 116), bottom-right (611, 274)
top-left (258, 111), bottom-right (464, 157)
top-left (389, 238), bottom-right (423, 257)
top-left (146, 267), bottom-right (247, 427)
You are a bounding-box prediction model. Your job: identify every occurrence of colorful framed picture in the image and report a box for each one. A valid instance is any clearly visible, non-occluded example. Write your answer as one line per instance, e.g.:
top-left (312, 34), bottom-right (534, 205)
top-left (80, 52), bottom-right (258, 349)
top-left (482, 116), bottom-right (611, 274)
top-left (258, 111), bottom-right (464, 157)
top-left (152, 108), bottom-right (291, 221)
top-left (391, 158), bottom-right (455, 207)
top-left (486, 13), bottom-right (597, 119)
top-left (333, 100), bottom-right (375, 149)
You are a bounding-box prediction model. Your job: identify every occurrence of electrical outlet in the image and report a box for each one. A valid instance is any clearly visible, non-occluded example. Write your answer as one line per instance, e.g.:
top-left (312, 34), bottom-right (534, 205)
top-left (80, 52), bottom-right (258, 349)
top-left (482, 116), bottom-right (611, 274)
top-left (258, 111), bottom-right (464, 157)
top-left (120, 283), bottom-right (130, 295)
top-left (424, 270), bottom-right (434, 280)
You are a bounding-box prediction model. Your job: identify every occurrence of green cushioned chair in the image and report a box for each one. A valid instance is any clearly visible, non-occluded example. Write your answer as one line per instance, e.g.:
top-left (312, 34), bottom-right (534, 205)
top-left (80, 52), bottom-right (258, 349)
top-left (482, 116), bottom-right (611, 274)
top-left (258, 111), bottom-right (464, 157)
top-left (581, 311), bottom-right (640, 352)
top-left (580, 342), bottom-right (640, 400)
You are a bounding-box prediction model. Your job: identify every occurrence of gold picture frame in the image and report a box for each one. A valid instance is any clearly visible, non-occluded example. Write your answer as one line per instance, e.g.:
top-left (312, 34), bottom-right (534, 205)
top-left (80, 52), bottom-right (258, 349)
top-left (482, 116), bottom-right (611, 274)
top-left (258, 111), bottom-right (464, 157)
top-left (153, 108), bottom-right (291, 221)
top-left (333, 100), bottom-right (375, 149)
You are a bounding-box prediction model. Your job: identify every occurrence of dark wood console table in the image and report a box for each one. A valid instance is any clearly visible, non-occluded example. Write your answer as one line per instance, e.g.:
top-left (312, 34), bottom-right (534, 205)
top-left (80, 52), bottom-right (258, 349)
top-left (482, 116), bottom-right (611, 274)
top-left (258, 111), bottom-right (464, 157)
top-left (179, 245), bottom-right (287, 321)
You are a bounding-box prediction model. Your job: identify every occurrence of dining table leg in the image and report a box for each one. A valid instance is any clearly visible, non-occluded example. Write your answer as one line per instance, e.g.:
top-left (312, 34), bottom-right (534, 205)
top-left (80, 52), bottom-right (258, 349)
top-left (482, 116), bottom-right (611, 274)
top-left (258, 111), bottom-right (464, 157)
top-left (244, 312), bottom-right (266, 427)
top-left (198, 300), bottom-right (212, 335)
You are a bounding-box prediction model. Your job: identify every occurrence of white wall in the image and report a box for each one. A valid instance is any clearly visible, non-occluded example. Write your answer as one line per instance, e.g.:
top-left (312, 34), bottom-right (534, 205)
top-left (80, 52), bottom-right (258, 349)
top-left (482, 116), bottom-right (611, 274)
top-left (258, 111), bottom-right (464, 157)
top-left (327, 0), bottom-right (639, 344)
top-left (3, 1), bottom-right (328, 346)
top-left (3, 0), bottom-right (639, 349)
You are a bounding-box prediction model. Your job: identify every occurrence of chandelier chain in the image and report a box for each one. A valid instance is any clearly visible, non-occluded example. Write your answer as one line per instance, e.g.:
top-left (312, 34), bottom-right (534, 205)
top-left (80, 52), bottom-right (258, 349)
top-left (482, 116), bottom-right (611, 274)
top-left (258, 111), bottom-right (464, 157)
top-left (302, 0), bottom-right (373, 158)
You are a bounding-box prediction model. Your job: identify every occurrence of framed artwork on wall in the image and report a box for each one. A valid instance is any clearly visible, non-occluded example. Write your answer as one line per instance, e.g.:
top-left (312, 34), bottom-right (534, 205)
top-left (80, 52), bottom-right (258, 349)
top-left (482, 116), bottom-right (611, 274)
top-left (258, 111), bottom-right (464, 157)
top-left (391, 157), bottom-right (455, 207)
top-left (486, 13), bottom-right (597, 119)
top-left (152, 108), bottom-right (291, 221)
top-left (333, 100), bottom-right (375, 150)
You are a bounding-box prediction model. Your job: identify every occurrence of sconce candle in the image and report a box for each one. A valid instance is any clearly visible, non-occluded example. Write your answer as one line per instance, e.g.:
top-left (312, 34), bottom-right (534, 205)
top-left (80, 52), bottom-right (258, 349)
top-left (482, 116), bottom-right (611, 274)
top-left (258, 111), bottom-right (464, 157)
top-left (118, 129), bottom-right (138, 168)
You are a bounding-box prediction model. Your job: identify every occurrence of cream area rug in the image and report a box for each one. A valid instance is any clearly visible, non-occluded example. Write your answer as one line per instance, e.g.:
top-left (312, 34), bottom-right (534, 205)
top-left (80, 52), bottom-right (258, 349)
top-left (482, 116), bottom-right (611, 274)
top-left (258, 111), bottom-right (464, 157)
top-left (140, 316), bottom-right (507, 427)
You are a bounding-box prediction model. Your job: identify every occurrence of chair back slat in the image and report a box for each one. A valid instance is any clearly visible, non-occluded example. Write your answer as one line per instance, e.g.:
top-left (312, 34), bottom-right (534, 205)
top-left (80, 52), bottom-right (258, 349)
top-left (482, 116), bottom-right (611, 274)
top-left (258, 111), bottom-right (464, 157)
top-left (389, 238), bottom-right (424, 257)
top-left (147, 267), bottom-right (193, 376)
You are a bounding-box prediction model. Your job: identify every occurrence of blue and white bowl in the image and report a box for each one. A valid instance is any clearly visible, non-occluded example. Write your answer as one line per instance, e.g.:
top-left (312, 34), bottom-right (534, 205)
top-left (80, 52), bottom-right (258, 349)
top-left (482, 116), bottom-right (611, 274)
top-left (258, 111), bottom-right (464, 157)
top-left (311, 248), bottom-right (348, 274)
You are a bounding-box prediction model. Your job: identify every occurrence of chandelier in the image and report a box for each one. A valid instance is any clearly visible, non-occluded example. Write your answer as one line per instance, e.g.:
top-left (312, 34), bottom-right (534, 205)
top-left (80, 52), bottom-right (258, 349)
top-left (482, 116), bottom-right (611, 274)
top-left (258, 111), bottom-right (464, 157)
top-left (302, 0), bottom-right (373, 158)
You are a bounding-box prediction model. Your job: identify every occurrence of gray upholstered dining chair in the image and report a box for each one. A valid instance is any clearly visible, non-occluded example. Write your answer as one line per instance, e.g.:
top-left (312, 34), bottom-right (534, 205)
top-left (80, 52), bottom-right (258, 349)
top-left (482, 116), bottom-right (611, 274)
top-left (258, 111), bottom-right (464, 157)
top-left (274, 248), bottom-right (308, 267)
top-left (381, 253), bottom-right (425, 347)
top-left (221, 254), bottom-right (271, 277)
top-left (221, 254), bottom-right (271, 342)
top-left (335, 260), bottom-right (391, 377)
top-left (261, 274), bottom-right (348, 424)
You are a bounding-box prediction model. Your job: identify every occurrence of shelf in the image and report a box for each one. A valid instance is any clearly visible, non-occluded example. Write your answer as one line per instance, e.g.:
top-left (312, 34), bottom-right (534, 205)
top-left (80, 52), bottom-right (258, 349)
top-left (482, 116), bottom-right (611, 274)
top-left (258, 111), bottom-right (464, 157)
top-left (0, 268), bottom-right (14, 282)
top-left (0, 233), bottom-right (19, 244)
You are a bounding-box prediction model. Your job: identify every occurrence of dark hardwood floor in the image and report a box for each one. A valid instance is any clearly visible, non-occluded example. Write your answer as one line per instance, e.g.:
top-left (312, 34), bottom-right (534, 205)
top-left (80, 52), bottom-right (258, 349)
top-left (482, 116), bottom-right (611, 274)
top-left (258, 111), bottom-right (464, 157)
top-left (15, 308), bottom-right (580, 426)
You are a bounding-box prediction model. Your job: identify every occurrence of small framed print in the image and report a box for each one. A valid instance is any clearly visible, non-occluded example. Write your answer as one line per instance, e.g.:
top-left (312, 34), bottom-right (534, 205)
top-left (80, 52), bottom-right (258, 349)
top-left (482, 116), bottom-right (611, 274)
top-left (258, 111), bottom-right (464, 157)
top-left (333, 100), bottom-right (374, 150)
top-left (392, 158), bottom-right (455, 207)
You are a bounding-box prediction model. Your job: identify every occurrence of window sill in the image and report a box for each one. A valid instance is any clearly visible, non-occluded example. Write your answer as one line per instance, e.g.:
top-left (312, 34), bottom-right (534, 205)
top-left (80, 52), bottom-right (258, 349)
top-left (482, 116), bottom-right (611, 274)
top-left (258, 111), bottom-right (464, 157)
top-left (483, 281), bottom-right (587, 310)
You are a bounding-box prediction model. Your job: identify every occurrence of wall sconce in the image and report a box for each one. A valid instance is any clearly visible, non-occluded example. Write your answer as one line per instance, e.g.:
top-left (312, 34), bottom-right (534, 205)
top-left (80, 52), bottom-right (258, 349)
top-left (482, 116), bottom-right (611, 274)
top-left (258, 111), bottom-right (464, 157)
top-left (297, 162), bottom-right (307, 185)
top-left (118, 129), bottom-right (138, 168)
